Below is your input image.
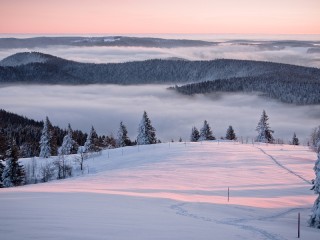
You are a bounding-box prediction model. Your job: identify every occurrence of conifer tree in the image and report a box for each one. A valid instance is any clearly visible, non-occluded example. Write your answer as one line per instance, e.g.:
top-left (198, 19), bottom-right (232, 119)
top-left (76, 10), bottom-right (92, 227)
top-left (2, 139), bottom-right (25, 187)
top-left (199, 120), bottom-right (215, 141)
top-left (226, 125), bottom-right (237, 140)
top-left (291, 132), bottom-right (299, 145)
top-left (256, 110), bottom-right (274, 143)
top-left (104, 134), bottom-right (117, 149)
top-left (84, 126), bottom-right (100, 152)
top-left (117, 121), bottom-right (131, 147)
top-left (137, 111), bottom-right (156, 145)
top-left (309, 148), bottom-right (320, 228)
top-left (0, 160), bottom-right (5, 188)
top-left (39, 117), bottom-right (51, 158)
top-left (311, 126), bottom-right (320, 152)
top-left (0, 131), bottom-right (6, 160)
top-left (58, 124), bottom-right (75, 155)
top-left (190, 126), bottom-right (200, 142)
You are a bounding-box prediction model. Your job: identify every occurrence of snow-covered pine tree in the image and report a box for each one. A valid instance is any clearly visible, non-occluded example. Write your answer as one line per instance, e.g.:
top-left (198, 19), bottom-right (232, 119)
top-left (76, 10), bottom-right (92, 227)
top-left (291, 132), bottom-right (299, 145)
top-left (199, 120), bottom-right (215, 141)
top-left (2, 139), bottom-right (25, 187)
top-left (310, 126), bottom-right (320, 152)
top-left (255, 110), bottom-right (274, 143)
top-left (0, 131), bottom-right (6, 160)
top-left (84, 126), bottom-right (100, 152)
top-left (226, 125), bottom-right (236, 140)
top-left (117, 121), bottom-right (131, 147)
top-left (104, 134), bottom-right (116, 149)
top-left (309, 147), bottom-right (320, 228)
top-left (0, 159), bottom-right (5, 188)
top-left (190, 126), bottom-right (200, 142)
top-left (39, 116), bottom-right (52, 158)
top-left (137, 111), bottom-right (156, 145)
top-left (58, 124), bottom-right (75, 155)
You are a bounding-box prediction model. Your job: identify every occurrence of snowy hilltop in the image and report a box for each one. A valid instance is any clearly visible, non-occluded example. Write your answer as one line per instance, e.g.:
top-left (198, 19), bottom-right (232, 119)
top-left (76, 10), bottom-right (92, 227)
top-left (0, 141), bottom-right (319, 239)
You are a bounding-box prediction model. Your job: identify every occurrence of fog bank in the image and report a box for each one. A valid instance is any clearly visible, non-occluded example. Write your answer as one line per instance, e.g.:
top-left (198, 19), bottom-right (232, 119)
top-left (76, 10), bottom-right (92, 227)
top-left (0, 37), bottom-right (319, 68)
top-left (1, 85), bottom-right (319, 144)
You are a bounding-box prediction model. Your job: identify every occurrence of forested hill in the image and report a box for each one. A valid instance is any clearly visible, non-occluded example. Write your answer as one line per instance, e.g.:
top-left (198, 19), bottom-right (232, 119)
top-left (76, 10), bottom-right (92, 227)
top-left (1, 52), bottom-right (320, 85)
top-left (0, 36), bottom-right (217, 49)
top-left (0, 109), bottom-right (87, 158)
top-left (172, 74), bottom-right (320, 105)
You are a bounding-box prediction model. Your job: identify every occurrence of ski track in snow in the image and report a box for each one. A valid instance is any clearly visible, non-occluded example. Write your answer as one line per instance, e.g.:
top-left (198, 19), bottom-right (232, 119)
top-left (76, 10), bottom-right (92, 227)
top-left (169, 144), bottom-right (314, 240)
top-left (170, 202), bottom-right (289, 240)
top-left (256, 147), bottom-right (312, 185)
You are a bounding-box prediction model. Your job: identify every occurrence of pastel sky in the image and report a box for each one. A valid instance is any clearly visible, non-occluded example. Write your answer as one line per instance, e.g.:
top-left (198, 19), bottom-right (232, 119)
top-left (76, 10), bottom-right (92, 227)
top-left (1, 0), bottom-right (319, 34)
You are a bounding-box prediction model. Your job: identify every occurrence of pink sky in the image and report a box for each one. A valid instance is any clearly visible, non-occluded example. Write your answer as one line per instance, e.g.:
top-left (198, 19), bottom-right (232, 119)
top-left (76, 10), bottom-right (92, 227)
top-left (1, 0), bottom-right (319, 34)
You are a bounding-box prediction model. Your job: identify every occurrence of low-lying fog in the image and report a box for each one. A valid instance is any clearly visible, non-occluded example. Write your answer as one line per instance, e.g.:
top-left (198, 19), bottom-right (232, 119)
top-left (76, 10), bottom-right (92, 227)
top-left (0, 34), bottom-right (319, 68)
top-left (1, 84), bottom-right (319, 144)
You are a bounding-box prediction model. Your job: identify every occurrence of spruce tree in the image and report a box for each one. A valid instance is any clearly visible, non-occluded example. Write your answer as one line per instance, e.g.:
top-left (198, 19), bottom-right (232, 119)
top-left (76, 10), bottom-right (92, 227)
top-left (190, 127), bottom-right (200, 142)
top-left (2, 139), bottom-right (25, 187)
top-left (137, 111), bottom-right (156, 145)
top-left (256, 110), bottom-right (274, 143)
top-left (39, 117), bottom-right (51, 158)
top-left (226, 125), bottom-right (236, 140)
top-left (0, 160), bottom-right (5, 188)
top-left (0, 131), bottom-right (6, 160)
top-left (84, 126), bottom-right (99, 152)
top-left (291, 132), bottom-right (299, 145)
top-left (309, 149), bottom-right (320, 228)
top-left (199, 120), bottom-right (215, 141)
top-left (58, 124), bottom-right (75, 155)
top-left (311, 126), bottom-right (320, 152)
top-left (117, 121), bottom-right (131, 147)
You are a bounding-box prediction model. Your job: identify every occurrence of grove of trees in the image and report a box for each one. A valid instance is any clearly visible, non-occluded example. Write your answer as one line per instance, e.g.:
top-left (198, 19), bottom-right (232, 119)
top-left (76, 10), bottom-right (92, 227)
top-left (1, 108), bottom-right (318, 192)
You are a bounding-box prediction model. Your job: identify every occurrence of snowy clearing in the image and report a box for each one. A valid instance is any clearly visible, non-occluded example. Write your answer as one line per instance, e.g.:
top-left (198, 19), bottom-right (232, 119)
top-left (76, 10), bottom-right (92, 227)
top-left (0, 142), bottom-right (319, 240)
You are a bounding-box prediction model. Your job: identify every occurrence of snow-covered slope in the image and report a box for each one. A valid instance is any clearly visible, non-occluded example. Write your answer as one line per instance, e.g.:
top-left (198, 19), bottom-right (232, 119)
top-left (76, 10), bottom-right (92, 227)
top-left (0, 52), bottom-right (53, 66)
top-left (0, 142), bottom-right (319, 240)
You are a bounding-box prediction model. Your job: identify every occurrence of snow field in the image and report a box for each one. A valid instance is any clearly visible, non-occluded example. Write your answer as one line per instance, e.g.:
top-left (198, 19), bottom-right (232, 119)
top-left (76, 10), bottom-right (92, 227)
top-left (0, 141), bottom-right (319, 239)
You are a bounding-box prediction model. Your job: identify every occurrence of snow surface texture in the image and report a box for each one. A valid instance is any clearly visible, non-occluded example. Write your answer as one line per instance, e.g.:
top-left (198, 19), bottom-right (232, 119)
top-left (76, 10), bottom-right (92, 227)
top-left (0, 142), bottom-right (319, 240)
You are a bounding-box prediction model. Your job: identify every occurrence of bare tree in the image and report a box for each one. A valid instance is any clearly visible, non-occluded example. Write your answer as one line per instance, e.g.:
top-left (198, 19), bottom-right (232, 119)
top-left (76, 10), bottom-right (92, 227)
top-left (74, 146), bottom-right (88, 172)
top-left (40, 161), bottom-right (55, 182)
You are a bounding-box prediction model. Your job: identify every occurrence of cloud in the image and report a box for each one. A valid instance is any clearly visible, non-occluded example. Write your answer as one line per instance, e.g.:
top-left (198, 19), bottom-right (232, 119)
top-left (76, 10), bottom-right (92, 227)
top-left (0, 85), bottom-right (319, 144)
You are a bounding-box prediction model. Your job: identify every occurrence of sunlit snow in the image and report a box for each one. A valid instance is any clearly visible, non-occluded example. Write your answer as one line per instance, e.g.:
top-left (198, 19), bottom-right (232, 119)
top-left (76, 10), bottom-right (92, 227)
top-left (0, 142), bottom-right (319, 239)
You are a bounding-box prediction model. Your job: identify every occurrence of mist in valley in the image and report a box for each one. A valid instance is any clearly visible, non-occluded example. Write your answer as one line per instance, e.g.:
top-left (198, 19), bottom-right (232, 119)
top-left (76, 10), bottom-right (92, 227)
top-left (1, 84), bottom-right (319, 144)
top-left (0, 35), bottom-right (319, 68)
top-left (0, 35), bottom-right (319, 144)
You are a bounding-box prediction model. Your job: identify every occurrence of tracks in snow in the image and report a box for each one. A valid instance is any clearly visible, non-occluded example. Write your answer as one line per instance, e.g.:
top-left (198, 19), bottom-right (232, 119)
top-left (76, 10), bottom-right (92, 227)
top-left (170, 203), bottom-right (289, 240)
top-left (170, 145), bottom-right (313, 240)
top-left (256, 147), bottom-right (312, 185)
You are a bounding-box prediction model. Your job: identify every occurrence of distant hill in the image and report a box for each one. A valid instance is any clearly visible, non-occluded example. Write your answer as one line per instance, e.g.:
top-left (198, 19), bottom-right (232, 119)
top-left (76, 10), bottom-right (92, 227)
top-left (0, 52), bottom-right (57, 67)
top-left (171, 75), bottom-right (320, 105)
top-left (0, 52), bottom-right (320, 104)
top-left (0, 36), bottom-right (217, 49)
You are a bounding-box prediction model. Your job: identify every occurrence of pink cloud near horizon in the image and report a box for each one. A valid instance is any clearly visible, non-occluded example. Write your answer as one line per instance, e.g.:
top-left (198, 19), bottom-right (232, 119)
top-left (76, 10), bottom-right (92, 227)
top-left (0, 0), bottom-right (319, 34)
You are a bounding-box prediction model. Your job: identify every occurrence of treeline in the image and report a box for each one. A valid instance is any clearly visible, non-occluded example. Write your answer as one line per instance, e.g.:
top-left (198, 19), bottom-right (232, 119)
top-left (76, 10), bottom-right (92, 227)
top-left (172, 73), bottom-right (320, 105)
top-left (1, 52), bottom-right (319, 88)
top-left (1, 108), bottom-right (319, 188)
top-left (0, 109), bottom-right (158, 160)
top-left (0, 109), bottom-right (86, 158)
top-left (0, 110), bottom-right (158, 187)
